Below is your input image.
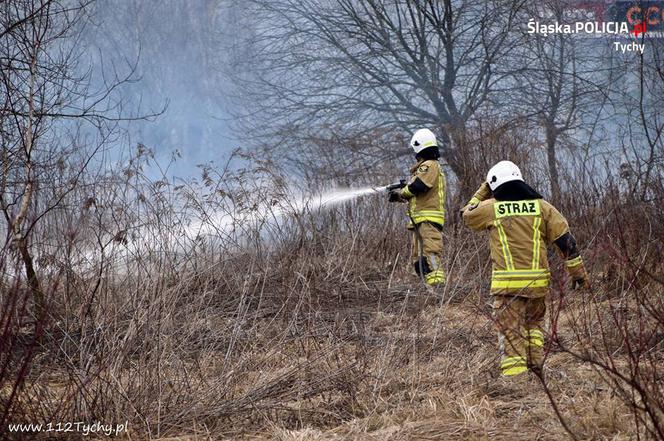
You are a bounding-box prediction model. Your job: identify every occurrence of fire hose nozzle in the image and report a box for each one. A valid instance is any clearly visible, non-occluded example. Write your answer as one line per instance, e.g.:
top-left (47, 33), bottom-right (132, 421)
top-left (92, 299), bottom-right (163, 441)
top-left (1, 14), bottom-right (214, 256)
top-left (386, 179), bottom-right (407, 191)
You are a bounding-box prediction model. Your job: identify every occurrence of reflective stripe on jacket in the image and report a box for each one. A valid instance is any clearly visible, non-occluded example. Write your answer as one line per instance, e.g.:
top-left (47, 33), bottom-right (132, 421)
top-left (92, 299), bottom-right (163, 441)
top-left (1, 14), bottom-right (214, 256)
top-left (462, 198), bottom-right (572, 297)
top-left (404, 159), bottom-right (446, 227)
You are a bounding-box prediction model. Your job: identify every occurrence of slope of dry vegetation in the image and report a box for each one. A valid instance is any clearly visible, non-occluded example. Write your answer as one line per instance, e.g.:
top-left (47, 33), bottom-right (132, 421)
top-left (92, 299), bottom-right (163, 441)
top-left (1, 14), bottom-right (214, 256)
top-left (1, 151), bottom-right (663, 440)
top-left (2, 2), bottom-right (663, 439)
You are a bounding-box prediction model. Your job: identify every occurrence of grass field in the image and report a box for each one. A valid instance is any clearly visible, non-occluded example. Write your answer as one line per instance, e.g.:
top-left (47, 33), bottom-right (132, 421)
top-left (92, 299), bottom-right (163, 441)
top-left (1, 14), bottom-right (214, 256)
top-left (2, 166), bottom-right (663, 440)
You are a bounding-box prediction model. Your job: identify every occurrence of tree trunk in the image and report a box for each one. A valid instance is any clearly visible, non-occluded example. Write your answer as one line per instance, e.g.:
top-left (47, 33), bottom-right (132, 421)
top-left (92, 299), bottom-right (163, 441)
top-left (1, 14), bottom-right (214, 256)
top-left (441, 120), bottom-right (476, 194)
top-left (545, 122), bottom-right (561, 204)
top-left (17, 238), bottom-right (44, 323)
top-left (13, 57), bottom-right (45, 330)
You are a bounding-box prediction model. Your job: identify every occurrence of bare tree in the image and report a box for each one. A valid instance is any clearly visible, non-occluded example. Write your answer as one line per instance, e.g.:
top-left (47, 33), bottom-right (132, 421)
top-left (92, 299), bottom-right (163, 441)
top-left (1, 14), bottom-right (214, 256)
top-left (227, 0), bottom-right (527, 188)
top-left (618, 36), bottom-right (664, 202)
top-left (510, 2), bottom-right (612, 202)
top-left (0, 0), bottom-right (143, 324)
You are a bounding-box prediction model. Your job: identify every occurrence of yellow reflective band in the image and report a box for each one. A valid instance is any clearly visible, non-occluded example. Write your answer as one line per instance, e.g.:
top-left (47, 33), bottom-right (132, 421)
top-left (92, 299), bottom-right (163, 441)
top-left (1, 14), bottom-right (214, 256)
top-left (565, 256), bottom-right (583, 268)
top-left (491, 279), bottom-right (550, 289)
top-left (468, 197), bottom-right (480, 206)
top-left (500, 356), bottom-right (528, 376)
top-left (422, 140), bottom-right (436, 148)
top-left (401, 186), bottom-right (413, 198)
top-left (413, 210), bottom-right (445, 216)
top-left (437, 169), bottom-right (445, 214)
top-left (411, 211), bottom-right (445, 225)
top-left (529, 337), bottom-right (544, 347)
top-left (425, 270), bottom-right (445, 286)
top-left (492, 269), bottom-right (551, 279)
top-left (532, 217), bottom-right (542, 270)
top-left (527, 329), bottom-right (544, 339)
top-left (494, 200), bottom-right (541, 219)
top-left (500, 356), bottom-right (526, 366)
top-left (502, 365), bottom-right (528, 376)
top-left (527, 329), bottom-right (544, 347)
top-left (494, 220), bottom-right (514, 270)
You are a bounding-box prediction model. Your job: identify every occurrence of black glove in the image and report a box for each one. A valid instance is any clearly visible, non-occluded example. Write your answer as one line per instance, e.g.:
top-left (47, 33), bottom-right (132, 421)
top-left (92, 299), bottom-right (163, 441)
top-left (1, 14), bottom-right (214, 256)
top-left (388, 189), bottom-right (402, 202)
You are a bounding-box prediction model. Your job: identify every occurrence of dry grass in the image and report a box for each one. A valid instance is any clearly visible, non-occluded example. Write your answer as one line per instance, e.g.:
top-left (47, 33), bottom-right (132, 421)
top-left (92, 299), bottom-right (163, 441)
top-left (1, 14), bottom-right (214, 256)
top-left (1, 156), bottom-right (662, 440)
top-left (210, 299), bottom-right (637, 441)
top-left (22, 287), bottom-right (643, 440)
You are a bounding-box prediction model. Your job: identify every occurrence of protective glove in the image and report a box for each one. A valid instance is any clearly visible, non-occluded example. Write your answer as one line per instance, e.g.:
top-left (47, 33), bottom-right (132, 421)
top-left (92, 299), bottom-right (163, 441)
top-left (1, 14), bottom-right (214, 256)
top-left (461, 181), bottom-right (492, 214)
top-left (476, 181), bottom-right (492, 200)
top-left (388, 189), bottom-right (403, 203)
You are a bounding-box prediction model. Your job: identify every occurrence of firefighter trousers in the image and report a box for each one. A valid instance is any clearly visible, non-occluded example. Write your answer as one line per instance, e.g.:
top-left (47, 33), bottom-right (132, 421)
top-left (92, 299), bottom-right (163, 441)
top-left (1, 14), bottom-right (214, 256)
top-left (410, 222), bottom-right (445, 286)
top-left (492, 295), bottom-right (546, 376)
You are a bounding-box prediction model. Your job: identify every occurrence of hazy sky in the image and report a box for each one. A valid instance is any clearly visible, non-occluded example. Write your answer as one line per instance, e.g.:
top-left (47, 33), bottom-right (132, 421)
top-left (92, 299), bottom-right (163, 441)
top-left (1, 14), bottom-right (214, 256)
top-left (84, 0), bottom-right (238, 178)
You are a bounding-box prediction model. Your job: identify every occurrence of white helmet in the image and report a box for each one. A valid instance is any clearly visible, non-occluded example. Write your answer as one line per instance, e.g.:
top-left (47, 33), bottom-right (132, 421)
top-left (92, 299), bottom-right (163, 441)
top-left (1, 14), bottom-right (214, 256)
top-left (486, 160), bottom-right (523, 191)
top-left (410, 128), bottom-right (437, 153)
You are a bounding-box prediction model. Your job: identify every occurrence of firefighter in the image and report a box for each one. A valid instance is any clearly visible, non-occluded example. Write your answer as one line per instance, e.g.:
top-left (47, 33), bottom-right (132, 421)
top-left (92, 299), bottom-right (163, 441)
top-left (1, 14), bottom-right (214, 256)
top-left (388, 128), bottom-right (446, 286)
top-left (461, 161), bottom-right (589, 377)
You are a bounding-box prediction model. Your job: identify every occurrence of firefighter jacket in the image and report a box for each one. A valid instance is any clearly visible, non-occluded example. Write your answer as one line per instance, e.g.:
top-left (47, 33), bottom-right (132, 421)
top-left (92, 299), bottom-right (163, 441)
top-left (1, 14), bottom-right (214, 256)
top-left (462, 186), bottom-right (588, 297)
top-left (400, 159), bottom-right (446, 228)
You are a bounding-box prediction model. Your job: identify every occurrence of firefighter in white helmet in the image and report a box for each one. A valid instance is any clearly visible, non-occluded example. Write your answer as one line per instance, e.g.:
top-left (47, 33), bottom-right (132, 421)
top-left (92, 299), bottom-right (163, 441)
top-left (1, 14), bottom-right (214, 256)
top-left (388, 129), bottom-right (446, 286)
top-left (461, 161), bottom-right (590, 377)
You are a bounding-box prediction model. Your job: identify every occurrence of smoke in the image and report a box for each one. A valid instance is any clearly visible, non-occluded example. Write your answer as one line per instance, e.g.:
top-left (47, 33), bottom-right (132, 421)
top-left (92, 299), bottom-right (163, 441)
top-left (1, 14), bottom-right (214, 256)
top-left (82, 1), bottom-right (239, 178)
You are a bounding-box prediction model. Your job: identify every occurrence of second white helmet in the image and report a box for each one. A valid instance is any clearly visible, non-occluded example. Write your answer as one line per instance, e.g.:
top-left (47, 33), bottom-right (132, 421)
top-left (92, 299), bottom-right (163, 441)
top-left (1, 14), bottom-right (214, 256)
top-left (486, 160), bottom-right (523, 191)
top-left (410, 128), bottom-right (437, 153)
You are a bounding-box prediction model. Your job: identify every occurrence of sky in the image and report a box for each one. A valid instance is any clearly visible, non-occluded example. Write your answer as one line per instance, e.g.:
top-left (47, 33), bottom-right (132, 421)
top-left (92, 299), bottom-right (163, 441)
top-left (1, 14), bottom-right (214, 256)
top-left (83, 0), bottom-right (238, 179)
